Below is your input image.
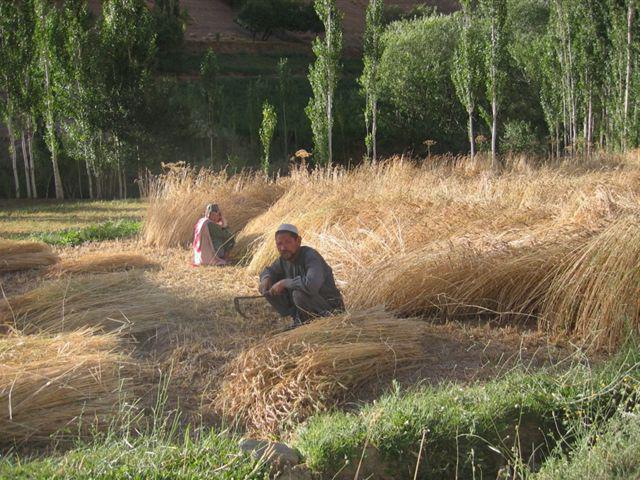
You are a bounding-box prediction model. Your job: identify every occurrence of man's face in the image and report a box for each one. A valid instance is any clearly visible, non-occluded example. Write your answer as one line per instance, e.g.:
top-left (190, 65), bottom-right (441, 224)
top-left (275, 232), bottom-right (301, 261)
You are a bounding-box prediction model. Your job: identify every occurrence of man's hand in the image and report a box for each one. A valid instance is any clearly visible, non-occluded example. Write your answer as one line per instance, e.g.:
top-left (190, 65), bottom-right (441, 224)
top-left (259, 277), bottom-right (272, 295)
top-left (268, 280), bottom-right (287, 296)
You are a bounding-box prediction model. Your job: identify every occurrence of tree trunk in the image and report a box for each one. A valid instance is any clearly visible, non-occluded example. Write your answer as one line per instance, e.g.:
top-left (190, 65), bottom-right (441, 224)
top-left (327, 11), bottom-right (333, 166)
top-left (491, 94), bottom-right (498, 168)
top-left (74, 157), bottom-right (82, 199)
top-left (623, 2), bottom-right (635, 151)
top-left (468, 108), bottom-right (475, 160)
top-left (85, 156), bottom-right (94, 199)
top-left (43, 59), bottom-right (63, 199)
top-left (21, 130), bottom-right (31, 198)
top-left (372, 97), bottom-right (378, 163)
top-left (587, 94), bottom-right (593, 158)
top-left (7, 119), bottom-right (21, 199)
top-left (282, 98), bottom-right (288, 162)
top-left (27, 124), bottom-right (37, 198)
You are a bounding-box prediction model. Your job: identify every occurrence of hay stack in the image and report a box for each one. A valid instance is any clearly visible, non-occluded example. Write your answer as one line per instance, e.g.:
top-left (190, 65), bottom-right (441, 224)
top-left (142, 166), bottom-right (285, 248)
top-left (0, 239), bottom-right (58, 272)
top-left (48, 252), bottom-right (156, 276)
top-left (0, 272), bottom-right (179, 335)
top-left (214, 309), bottom-right (428, 434)
top-left (542, 216), bottom-right (640, 349)
top-left (0, 329), bottom-right (145, 445)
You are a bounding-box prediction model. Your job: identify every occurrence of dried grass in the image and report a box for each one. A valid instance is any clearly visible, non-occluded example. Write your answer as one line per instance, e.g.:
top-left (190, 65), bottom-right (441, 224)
top-left (0, 239), bottom-right (59, 272)
top-left (0, 272), bottom-right (180, 335)
top-left (542, 216), bottom-right (640, 349)
top-left (141, 166), bottom-right (286, 248)
top-left (0, 329), bottom-right (146, 445)
top-left (48, 252), bottom-right (157, 277)
top-left (231, 156), bottom-right (639, 348)
top-left (214, 309), bottom-right (429, 434)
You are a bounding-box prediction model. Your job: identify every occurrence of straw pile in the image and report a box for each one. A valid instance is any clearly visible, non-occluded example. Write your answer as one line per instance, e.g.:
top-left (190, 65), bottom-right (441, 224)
top-left (0, 272), bottom-right (179, 335)
top-left (347, 234), bottom-right (583, 319)
top-left (214, 309), bottom-right (429, 433)
top-left (48, 252), bottom-right (156, 276)
top-left (0, 239), bottom-right (59, 272)
top-left (142, 166), bottom-right (286, 248)
top-left (0, 329), bottom-right (145, 445)
top-left (542, 216), bottom-right (640, 349)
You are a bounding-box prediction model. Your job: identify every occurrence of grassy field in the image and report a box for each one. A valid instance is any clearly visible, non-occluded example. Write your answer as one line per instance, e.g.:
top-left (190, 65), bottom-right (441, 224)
top-left (0, 199), bottom-right (145, 240)
top-left (1, 153), bottom-right (639, 478)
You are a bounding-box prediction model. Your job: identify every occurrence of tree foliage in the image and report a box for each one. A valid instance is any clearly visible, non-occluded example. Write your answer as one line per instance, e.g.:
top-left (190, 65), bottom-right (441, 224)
top-left (259, 100), bottom-right (277, 174)
top-left (306, 0), bottom-right (343, 165)
top-left (236, 0), bottom-right (322, 40)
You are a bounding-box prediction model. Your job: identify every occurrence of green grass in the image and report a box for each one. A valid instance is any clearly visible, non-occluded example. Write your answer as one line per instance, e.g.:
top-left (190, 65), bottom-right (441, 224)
top-left (30, 219), bottom-right (142, 246)
top-left (0, 429), bottom-right (271, 480)
top-left (0, 199), bottom-right (145, 240)
top-left (293, 348), bottom-right (640, 479)
top-left (533, 411), bottom-right (640, 480)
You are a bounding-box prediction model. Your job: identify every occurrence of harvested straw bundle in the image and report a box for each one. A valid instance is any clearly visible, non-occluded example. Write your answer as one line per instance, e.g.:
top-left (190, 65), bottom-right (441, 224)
top-left (0, 272), bottom-right (178, 335)
top-left (214, 309), bottom-right (428, 434)
top-left (48, 252), bottom-right (156, 276)
top-left (542, 217), bottom-right (640, 349)
top-left (0, 329), bottom-right (145, 445)
top-left (346, 233), bottom-right (588, 319)
top-left (142, 166), bottom-right (285, 248)
top-left (0, 239), bottom-right (58, 272)
top-left (239, 158), bottom-right (639, 277)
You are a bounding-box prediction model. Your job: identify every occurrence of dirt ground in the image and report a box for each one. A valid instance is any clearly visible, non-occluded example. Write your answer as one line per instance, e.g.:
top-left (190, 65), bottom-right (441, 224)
top-left (2, 237), bottom-right (572, 429)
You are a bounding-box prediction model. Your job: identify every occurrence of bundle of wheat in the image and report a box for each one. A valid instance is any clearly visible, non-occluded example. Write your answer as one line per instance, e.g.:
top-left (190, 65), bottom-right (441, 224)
top-left (541, 216), bottom-right (640, 349)
top-left (0, 329), bottom-right (146, 445)
top-left (214, 309), bottom-right (429, 434)
top-left (239, 158), bottom-right (639, 278)
top-left (0, 272), bottom-right (179, 335)
top-left (346, 232), bottom-right (588, 320)
top-left (141, 166), bottom-right (285, 248)
top-left (48, 252), bottom-right (156, 276)
top-left (0, 240), bottom-right (58, 272)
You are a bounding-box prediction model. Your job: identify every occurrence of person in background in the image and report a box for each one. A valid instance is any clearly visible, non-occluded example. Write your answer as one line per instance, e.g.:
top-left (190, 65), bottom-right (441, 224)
top-left (259, 223), bottom-right (344, 326)
top-left (192, 203), bottom-right (235, 266)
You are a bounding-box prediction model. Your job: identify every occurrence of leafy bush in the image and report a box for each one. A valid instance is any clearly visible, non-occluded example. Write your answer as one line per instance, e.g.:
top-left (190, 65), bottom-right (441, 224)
top-left (32, 220), bottom-right (141, 246)
top-left (502, 120), bottom-right (541, 154)
top-left (236, 0), bottom-right (322, 40)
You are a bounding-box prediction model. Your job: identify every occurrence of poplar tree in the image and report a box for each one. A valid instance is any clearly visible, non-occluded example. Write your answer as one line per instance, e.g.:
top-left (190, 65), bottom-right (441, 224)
top-left (306, 0), bottom-right (342, 165)
top-left (34, 0), bottom-right (64, 199)
top-left (259, 100), bottom-right (277, 175)
top-left (480, 0), bottom-right (507, 168)
top-left (201, 49), bottom-right (220, 166)
top-left (452, 0), bottom-right (483, 160)
top-left (359, 0), bottom-right (384, 162)
top-left (277, 57), bottom-right (290, 161)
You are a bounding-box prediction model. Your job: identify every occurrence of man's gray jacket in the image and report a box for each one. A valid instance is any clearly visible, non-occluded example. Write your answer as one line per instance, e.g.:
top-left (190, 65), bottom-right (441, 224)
top-left (259, 246), bottom-right (344, 310)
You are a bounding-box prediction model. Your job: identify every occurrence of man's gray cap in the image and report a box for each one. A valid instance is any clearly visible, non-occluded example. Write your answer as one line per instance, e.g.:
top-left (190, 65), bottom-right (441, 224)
top-left (276, 223), bottom-right (299, 236)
